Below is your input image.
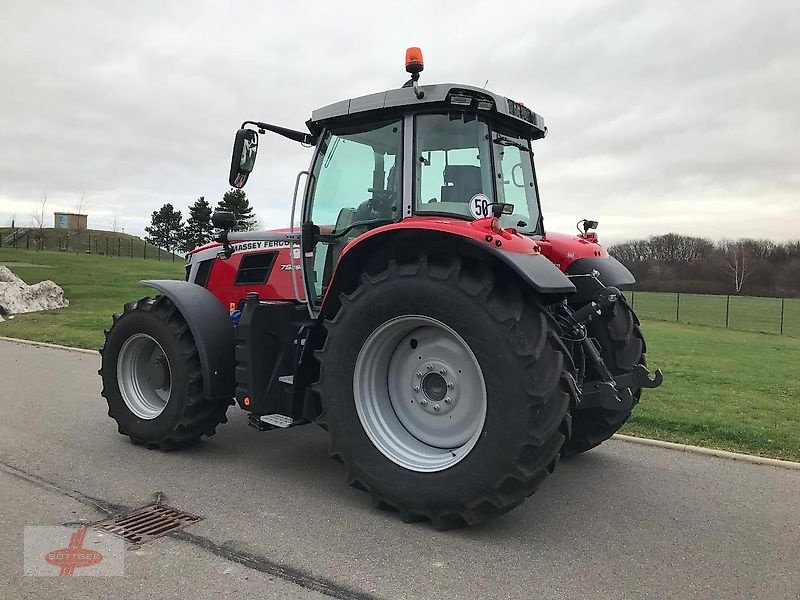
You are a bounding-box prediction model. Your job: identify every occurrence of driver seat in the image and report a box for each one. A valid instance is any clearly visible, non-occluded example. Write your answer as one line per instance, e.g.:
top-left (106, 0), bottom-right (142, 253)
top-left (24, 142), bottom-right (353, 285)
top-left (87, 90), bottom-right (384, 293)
top-left (441, 165), bottom-right (482, 203)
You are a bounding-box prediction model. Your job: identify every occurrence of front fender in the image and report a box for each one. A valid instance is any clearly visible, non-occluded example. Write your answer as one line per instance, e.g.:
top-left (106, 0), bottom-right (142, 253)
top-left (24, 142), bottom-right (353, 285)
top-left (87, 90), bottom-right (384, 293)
top-left (141, 280), bottom-right (235, 400)
top-left (564, 257), bottom-right (636, 304)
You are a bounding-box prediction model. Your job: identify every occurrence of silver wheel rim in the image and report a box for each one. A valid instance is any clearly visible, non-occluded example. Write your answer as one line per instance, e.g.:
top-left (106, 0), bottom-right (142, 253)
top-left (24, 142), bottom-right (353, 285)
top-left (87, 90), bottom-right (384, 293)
top-left (353, 315), bottom-right (487, 473)
top-left (117, 333), bottom-right (172, 420)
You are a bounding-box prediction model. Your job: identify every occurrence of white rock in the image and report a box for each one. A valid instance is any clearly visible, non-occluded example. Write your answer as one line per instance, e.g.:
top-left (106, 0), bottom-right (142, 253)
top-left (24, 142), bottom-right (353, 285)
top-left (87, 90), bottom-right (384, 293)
top-left (0, 266), bottom-right (69, 316)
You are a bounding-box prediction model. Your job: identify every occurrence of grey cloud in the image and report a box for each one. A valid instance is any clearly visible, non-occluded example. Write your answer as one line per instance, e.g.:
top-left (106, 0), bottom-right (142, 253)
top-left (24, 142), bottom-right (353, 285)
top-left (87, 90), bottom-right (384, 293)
top-left (0, 0), bottom-right (797, 241)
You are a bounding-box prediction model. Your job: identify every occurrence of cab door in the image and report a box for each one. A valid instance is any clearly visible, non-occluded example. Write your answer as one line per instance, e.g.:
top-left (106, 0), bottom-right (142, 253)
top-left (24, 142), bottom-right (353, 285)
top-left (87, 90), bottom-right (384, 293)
top-left (301, 120), bottom-right (403, 307)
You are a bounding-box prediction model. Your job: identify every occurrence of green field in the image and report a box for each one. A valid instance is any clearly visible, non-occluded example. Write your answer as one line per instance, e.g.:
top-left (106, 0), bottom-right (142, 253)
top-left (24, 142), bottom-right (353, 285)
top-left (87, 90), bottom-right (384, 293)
top-left (621, 320), bottom-right (799, 460)
top-left (1, 248), bottom-right (798, 460)
top-left (630, 290), bottom-right (800, 337)
top-left (0, 247), bottom-right (183, 348)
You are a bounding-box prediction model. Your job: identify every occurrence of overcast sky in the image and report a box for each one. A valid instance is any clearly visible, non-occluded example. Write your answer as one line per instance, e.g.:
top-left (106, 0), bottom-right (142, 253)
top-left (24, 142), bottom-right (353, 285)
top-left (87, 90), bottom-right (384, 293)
top-left (1, 0), bottom-right (798, 243)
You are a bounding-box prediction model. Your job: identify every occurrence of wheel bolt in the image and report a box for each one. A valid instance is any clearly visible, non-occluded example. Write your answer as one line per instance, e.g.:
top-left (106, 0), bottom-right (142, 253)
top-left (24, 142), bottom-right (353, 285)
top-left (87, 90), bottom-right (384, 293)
top-left (439, 368), bottom-right (447, 375)
top-left (447, 382), bottom-right (454, 389)
top-left (416, 371), bottom-right (423, 378)
top-left (420, 399), bottom-right (428, 406)
top-left (426, 364), bottom-right (434, 371)
top-left (444, 397), bottom-right (452, 404)
top-left (413, 386), bottom-right (420, 392)
top-left (433, 403), bottom-right (440, 411)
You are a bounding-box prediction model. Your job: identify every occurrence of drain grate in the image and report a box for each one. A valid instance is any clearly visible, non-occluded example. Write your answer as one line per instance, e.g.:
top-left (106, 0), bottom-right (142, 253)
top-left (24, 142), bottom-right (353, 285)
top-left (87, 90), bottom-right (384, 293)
top-left (94, 504), bottom-right (202, 544)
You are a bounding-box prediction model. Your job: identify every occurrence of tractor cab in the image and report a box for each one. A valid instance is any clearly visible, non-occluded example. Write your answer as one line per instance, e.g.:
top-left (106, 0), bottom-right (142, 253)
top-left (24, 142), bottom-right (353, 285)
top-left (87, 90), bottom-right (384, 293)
top-left (224, 47), bottom-right (553, 310)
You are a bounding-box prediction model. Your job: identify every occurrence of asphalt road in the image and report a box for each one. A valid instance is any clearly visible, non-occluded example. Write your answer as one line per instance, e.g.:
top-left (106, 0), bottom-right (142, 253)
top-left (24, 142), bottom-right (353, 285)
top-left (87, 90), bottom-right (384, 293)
top-left (1, 339), bottom-right (798, 599)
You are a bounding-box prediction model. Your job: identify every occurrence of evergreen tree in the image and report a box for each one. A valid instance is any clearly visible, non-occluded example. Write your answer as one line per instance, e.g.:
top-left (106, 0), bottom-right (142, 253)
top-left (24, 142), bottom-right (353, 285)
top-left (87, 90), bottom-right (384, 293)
top-left (181, 196), bottom-right (214, 252)
top-left (145, 203), bottom-right (183, 253)
top-left (216, 188), bottom-right (257, 231)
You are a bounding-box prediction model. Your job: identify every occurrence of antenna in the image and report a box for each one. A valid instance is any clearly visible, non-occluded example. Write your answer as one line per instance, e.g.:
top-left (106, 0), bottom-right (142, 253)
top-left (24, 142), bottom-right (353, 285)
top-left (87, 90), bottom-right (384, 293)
top-left (483, 79), bottom-right (489, 88)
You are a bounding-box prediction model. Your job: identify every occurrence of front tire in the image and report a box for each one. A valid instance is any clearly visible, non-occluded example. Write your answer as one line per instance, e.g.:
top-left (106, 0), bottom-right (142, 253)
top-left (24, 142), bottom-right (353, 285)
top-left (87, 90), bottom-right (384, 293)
top-left (317, 257), bottom-right (576, 528)
top-left (100, 296), bottom-right (230, 450)
top-left (562, 298), bottom-right (645, 456)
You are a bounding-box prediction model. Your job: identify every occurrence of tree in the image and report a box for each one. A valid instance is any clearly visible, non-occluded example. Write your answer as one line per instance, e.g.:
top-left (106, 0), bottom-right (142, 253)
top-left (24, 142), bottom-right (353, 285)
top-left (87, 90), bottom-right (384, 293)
top-left (216, 188), bottom-right (257, 231)
top-left (145, 203), bottom-right (183, 255)
top-left (31, 193), bottom-right (47, 250)
top-left (181, 196), bottom-right (214, 252)
top-left (720, 240), bottom-right (755, 294)
top-left (74, 193), bottom-right (88, 231)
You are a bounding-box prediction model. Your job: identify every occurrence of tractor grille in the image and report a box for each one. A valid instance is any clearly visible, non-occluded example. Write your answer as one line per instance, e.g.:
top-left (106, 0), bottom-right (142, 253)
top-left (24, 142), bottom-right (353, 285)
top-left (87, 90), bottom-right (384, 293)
top-left (94, 504), bottom-right (202, 544)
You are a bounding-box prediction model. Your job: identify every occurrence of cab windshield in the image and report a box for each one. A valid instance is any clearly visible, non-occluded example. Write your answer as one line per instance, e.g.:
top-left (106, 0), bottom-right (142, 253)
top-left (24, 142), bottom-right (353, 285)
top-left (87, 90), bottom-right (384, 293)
top-left (414, 113), bottom-right (540, 234)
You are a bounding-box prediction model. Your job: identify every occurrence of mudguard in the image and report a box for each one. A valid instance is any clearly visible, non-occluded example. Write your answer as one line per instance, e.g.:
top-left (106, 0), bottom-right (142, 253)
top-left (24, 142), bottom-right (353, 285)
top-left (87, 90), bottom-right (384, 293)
top-left (319, 228), bottom-right (576, 317)
top-left (140, 279), bottom-right (235, 400)
top-left (476, 241), bottom-right (576, 295)
top-left (564, 257), bottom-right (636, 304)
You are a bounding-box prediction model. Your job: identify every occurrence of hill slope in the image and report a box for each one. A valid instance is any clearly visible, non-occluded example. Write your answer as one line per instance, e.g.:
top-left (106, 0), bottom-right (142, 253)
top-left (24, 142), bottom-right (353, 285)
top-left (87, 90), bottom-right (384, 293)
top-left (0, 227), bottom-right (178, 259)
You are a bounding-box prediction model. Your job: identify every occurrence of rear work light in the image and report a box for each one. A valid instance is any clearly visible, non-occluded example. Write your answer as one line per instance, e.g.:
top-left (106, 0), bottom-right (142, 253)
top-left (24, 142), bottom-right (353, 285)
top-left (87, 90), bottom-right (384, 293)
top-left (449, 94), bottom-right (473, 106)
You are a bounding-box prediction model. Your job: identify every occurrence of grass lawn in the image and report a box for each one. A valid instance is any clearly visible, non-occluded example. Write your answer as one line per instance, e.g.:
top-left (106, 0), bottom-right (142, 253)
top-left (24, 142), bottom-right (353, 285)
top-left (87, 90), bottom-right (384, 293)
top-left (630, 290), bottom-right (800, 337)
top-left (0, 247), bottom-right (183, 349)
top-left (1, 248), bottom-right (798, 460)
top-left (622, 320), bottom-right (799, 460)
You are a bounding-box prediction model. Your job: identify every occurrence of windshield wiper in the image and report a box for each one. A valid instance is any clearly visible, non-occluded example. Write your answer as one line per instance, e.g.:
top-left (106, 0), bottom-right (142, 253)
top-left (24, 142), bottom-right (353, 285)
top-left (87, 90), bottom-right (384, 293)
top-left (319, 218), bottom-right (395, 242)
top-left (493, 135), bottom-right (530, 152)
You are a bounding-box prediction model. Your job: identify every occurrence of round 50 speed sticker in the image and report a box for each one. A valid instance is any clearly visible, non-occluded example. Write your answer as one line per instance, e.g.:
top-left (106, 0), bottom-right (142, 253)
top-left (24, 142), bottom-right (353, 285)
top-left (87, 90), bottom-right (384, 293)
top-left (469, 193), bottom-right (491, 219)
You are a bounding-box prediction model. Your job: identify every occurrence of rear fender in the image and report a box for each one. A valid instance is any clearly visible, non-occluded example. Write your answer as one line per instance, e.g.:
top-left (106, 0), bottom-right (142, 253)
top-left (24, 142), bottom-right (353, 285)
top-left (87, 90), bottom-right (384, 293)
top-left (141, 280), bottom-right (235, 400)
top-left (319, 228), bottom-right (576, 318)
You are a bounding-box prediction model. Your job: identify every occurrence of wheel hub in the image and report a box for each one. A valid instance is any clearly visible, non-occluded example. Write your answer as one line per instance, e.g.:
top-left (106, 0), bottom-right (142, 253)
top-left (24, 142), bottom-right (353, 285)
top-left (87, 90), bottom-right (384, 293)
top-left (353, 315), bottom-right (487, 472)
top-left (414, 361), bottom-right (458, 415)
top-left (117, 333), bottom-right (172, 420)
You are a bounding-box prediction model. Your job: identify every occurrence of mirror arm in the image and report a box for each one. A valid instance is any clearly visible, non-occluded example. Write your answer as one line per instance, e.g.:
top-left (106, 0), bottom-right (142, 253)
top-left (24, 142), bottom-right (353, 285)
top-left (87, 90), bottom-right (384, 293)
top-left (215, 229), bottom-right (234, 260)
top-left (242, 121), bottom-right (316, 145)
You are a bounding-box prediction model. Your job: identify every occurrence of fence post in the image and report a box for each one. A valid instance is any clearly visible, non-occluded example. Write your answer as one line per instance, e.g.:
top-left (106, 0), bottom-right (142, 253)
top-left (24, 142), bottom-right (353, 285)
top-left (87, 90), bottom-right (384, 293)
top-left (725, 295), bottom-right (730, 328)
top-left (26, 232), bottom-right (30, 250)
top-left (144, 243), bottom-right (147, 260)
top-left (158, 246), bottom-right (161, 261)
top-left (118, 238), bottom-right (121, 257)
top-left (630, 290), bottom-right (635, 308)
top-left (780, 298), bottom-right (785, 335)
top-left (676, 292), bottom-right (680, 323)
top-left (13, 227), bottom-right (17, 249)
top-left (105, 237), bottom-right (109, 256)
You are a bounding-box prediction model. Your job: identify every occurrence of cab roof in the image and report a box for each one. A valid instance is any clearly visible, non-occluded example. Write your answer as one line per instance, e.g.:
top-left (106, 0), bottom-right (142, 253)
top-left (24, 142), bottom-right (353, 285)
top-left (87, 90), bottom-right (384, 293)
top-left (307, 83), bottom-right (546, 140)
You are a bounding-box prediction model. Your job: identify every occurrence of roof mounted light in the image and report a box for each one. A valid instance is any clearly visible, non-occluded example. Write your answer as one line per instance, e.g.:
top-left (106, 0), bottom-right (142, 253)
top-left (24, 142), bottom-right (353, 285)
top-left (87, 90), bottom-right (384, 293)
top-left (477, 100), bottom-right (494, 111)
top-left (449, 94), bottom-right (473, 106)
top-left (405, 47), bottom-right (424, 99)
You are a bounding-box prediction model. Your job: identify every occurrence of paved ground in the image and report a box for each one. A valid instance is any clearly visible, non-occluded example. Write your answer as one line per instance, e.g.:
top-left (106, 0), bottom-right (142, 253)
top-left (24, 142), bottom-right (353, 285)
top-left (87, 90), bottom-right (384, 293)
top-left (1, 340), bottom-right (798, 599)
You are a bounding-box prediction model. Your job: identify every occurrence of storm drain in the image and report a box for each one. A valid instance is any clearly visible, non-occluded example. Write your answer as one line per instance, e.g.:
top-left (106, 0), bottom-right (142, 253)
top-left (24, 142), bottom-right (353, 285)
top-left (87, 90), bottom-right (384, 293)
top-left (94, 504), bottom-right (202, 544)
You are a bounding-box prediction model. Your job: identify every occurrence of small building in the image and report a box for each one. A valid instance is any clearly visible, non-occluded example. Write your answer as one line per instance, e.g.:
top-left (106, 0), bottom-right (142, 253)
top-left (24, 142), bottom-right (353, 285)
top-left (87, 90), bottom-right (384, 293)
top-left (54, 212), bottom-right (88, 230)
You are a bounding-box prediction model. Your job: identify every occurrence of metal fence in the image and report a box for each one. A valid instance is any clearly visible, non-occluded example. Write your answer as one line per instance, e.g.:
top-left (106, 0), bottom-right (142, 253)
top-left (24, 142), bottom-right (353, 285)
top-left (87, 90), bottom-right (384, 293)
top-left (628, 291), bottom-right (799, 337)
top-left (0, 228), bottom-right (178, 261)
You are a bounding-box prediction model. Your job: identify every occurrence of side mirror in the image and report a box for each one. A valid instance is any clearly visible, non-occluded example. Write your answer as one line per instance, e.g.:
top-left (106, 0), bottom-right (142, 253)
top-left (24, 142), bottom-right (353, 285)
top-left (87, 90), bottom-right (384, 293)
top-left (212, 210), bottom-right (236, 230)
top-left (229, 128), bottom-right (259, 188)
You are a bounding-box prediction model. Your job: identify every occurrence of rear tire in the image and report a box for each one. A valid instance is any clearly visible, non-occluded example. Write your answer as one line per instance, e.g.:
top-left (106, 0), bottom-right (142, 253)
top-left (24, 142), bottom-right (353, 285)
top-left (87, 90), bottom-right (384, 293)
top-left (317, 256), bottom-right (576, 528)
top-left (99, 296), bottom-right (230, 450)
top-left (562, 298), bottom-right (645, 457)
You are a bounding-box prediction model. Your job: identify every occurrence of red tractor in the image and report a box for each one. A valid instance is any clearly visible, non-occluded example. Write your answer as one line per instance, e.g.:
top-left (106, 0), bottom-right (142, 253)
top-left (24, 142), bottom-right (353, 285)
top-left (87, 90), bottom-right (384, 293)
top-left (100, 49), bottom-right (662, 528)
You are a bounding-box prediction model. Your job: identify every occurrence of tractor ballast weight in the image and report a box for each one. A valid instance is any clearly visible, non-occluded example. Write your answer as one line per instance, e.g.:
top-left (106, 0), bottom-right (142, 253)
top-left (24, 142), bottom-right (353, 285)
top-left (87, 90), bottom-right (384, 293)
top-left (100, 48), bottom-right (662, 528)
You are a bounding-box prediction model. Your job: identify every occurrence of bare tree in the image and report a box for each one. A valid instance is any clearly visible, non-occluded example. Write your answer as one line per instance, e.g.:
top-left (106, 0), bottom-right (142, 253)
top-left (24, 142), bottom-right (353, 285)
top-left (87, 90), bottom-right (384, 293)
top-left (74, 193), bottom-right (88, 232)
top-left (721, 240), bottom-right (754, 293)
top-left (30, 193), bottom-right (48, 250)
top-left (111, 215), bottom-right (121, 233)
